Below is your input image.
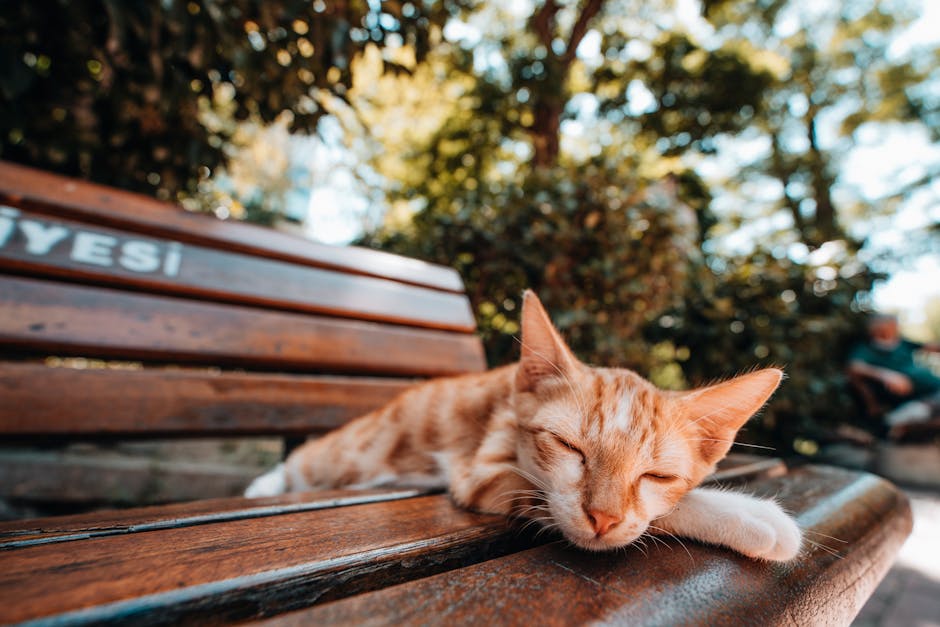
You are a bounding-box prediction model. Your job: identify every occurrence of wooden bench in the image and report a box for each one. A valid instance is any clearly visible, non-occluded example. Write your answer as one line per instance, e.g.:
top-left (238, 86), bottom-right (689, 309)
top-left (0, 162), bottom-right (913, 625)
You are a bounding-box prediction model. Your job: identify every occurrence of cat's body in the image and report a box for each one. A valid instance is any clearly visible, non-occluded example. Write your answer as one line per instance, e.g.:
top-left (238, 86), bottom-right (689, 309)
top-left (247, 291), bottom-right (801, 561)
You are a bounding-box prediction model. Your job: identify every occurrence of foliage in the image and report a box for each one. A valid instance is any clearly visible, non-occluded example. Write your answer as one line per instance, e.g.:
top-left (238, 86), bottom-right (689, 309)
top-left (363, 163), bottom-right (699, 372)
top-left (356, 0), bottom-right (933, 454)
top-left (645, 251), bottom-right (879, 451)
top-left (595, 32), bottom-right (775, 156)
top-left (4, 0), bottom-right (932, 456)
top-left (702, 0), bottom-right (934, 248)
top-left (0, 0), bottom-right (465, 201)
top-left (181, 112), bottom-right (305, 224)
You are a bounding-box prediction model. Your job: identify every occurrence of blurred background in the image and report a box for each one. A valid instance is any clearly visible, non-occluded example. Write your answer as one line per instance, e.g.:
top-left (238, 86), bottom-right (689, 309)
top-left (1, 0), bottom-right (938, 460)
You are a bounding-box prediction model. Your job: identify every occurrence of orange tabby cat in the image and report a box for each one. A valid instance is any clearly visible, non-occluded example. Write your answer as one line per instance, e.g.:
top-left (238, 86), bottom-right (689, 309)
top-left (247, 291), bottom-right (801, 561)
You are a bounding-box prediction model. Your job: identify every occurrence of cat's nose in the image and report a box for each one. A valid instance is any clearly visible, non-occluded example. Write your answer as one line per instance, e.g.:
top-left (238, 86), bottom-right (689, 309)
top-left (586, 508), bottom-right (623, 536)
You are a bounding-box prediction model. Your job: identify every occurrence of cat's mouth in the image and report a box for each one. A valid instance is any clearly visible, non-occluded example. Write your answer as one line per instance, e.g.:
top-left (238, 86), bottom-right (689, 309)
top-left (564, 524), bottom-right (647, 552)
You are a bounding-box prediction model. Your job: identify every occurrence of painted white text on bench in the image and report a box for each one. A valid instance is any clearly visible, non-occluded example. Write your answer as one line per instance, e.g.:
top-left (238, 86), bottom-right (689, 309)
top-left (0, 206), bottom-right (183, 277)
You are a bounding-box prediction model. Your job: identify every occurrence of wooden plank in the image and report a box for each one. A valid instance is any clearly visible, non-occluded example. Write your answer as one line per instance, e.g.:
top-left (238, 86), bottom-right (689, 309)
top-left (0, 488), bottom-right (430, 549)
top-left (0, 454), bottom-right (783, 519)
top-left (0, 454), bottom-right (777, 546)
top-left (0, 363), bottom-right (412, 437)
top-left (0, 276), bottom-right (487, 376)
top-left (0, 495), bottom-right (533, 625)
top-left (707, 452), bottom-right (787, 484)
top-left (0, 207), bottom-right (476, 332)
top-left (258, 466), bottom-right (913, 627)
top-left (0, 448), bottom-right (260, 506)
top-left (0, 161), bottom-right (465, 293)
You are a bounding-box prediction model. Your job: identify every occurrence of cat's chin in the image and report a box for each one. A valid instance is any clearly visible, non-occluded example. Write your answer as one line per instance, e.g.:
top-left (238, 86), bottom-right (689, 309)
top-left (564, 529), bottom-right (646, 553)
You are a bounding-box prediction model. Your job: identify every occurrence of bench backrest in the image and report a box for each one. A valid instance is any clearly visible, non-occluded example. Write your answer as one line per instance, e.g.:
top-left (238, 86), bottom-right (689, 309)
top-left (0, 161), bottom-right (486, 440)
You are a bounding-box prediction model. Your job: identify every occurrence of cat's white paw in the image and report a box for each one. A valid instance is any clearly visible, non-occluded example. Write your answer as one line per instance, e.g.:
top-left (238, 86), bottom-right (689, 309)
top-left (729, 499), bottom-right (802, 562)
top-left (245, 463), bottom-right (286, 498)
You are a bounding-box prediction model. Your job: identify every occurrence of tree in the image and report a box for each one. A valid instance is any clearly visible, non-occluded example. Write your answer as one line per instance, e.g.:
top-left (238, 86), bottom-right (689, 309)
top-left (363, 165), bottom-right (700, 372)
top-left (359, 0), bottom-right (781, 368)
top-left (700, 0), bottom-right (935, 249)
top-left (646, 249), bottom-right (879, 448)
top-left (357, 0), bottom-right (932, 454)
top-left (0, 0), bottom-right (464, 201)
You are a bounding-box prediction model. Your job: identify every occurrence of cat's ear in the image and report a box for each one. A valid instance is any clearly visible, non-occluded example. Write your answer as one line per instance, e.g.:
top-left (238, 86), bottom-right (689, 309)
top-left (677, 368), bottom-right (783, 465)
top-left (515, 290), bottom-right (579, 393)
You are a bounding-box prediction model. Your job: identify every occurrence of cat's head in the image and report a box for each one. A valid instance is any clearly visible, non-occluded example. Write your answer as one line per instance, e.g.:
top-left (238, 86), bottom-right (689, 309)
top-left (512, 290), bottom-right (782, 551)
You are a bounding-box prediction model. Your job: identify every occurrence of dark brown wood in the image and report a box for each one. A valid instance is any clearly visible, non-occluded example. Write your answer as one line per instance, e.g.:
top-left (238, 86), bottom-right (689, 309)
top-left (0, 161), bottom-right (465, 293)
top-left (0, 449), bottom-right (258, 506)
top-left (0, 208), bottom-right (476, 332)
top-left (0, 363), bottom-right (413, 437)
top-left (0, 488), bottom-right (429, 549)
top-left (0, 276), bottom-right (487, 376)
top-left (257, 466), bottom-right (913, 627)
top-left (707, 452), bottom-right (787, 484)
top-left (0, 453), bottom-right (769, 546)
top-left (0, 495), bottom-right (533, 625)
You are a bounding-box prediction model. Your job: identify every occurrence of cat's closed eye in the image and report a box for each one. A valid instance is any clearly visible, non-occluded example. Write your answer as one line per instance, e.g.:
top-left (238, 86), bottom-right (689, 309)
top-left (642, 472), bottom-right (678, 482)
top-left (550, 433), bottom-right (585, 463)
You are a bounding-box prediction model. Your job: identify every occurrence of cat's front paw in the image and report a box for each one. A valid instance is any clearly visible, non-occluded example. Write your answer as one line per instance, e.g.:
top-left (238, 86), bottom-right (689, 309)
top-left (730, 499), bottom-right (802, 562)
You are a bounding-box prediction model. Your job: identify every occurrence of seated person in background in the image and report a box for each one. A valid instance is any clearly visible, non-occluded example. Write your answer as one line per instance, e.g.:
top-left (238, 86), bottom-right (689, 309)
top-left (847, 314), bottom-right (940, 439)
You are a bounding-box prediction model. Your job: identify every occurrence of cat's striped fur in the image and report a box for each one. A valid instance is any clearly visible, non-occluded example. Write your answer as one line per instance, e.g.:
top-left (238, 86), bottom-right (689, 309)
top-left (247, 291), bottom-right (801, 561)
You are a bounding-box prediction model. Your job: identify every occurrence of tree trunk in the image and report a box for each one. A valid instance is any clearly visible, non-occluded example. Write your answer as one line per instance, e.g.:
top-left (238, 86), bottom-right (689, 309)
top-left (807, 114), bottom-right (840, 244)
top-left (531, 104), bottom-right (563, 168)
top-left (525, 0), bottom-right (604, 169)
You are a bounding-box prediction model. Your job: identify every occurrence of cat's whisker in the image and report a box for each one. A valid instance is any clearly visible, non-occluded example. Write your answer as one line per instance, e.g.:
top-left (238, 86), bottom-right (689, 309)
top-left (533, 524), bottom-right (562, 541)
top-left (496, 494), bottom-right (547, 505)
top-left (500, 498), bottom-right (548, 513)
top-left (509, 466), bottom-right (553, 493)
top-left (518, 512), bottom-right (556, 532)
top-left (651, 500), bottom-right (685, 521)
top-left (644, 532), bottom-right (672, 552)
top-left (802, 529), bottom-right (848, 543)
top-left (631, 538), bottom-right (649, 557)
top-left (518, 518), bottom-right (543, 534)
top-left (803, 538), bottom-right (843, 559)
top-left (514, 506), bottom-right (553, 522)
top-left (491, 489), bottom-right (548, 510)
top-left (648, 524), bottom-right (694, 563)
top-left (690, 438), bottom-right (777, 452)
top-left (507, 505), bottom-right (549, 522)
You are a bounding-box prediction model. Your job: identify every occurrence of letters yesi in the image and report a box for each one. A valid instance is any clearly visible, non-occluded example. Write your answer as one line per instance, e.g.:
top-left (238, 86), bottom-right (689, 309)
top-left (0, 206), bottom-right (183, 277)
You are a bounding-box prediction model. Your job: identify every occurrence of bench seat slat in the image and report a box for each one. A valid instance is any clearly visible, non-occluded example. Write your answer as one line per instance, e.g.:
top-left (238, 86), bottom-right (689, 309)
top-left (0, 363), bottom-right (412, 437)
top-left (0, 488), bottom-right (429, 548)
top-left (0, 454), bottom-right (777, 548)
top-left (0, 161), bottom-right (465, 293)
top-left (256, 466), bottom-right (913, 627)
top-left (0, 495), bottom-right (529, 625)
top-left (0, 276), bottom-right (487, 376)
top-left (0, 208), bottom-right (476, 332)
top-left (0, 466), bottom-right (911, 625)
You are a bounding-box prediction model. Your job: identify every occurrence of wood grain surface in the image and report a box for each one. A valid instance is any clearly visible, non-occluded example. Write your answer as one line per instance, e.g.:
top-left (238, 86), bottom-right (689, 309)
top-left (0, 362), bottom-right (413, 437)
top-left (0, 453), bottom-right (775, 546)
top-left (257, 466), bottom-right (913, 627)
top-left (0, 160), bottom-right (465, 293)
top-left (0, 495), bottom-right (530, 625)
top-left (0, 276), bottom-right (487, 376)
top-left (0, 488), bottom-right (430, 549)
top-left (0, 208), bottom-right (476, 331)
